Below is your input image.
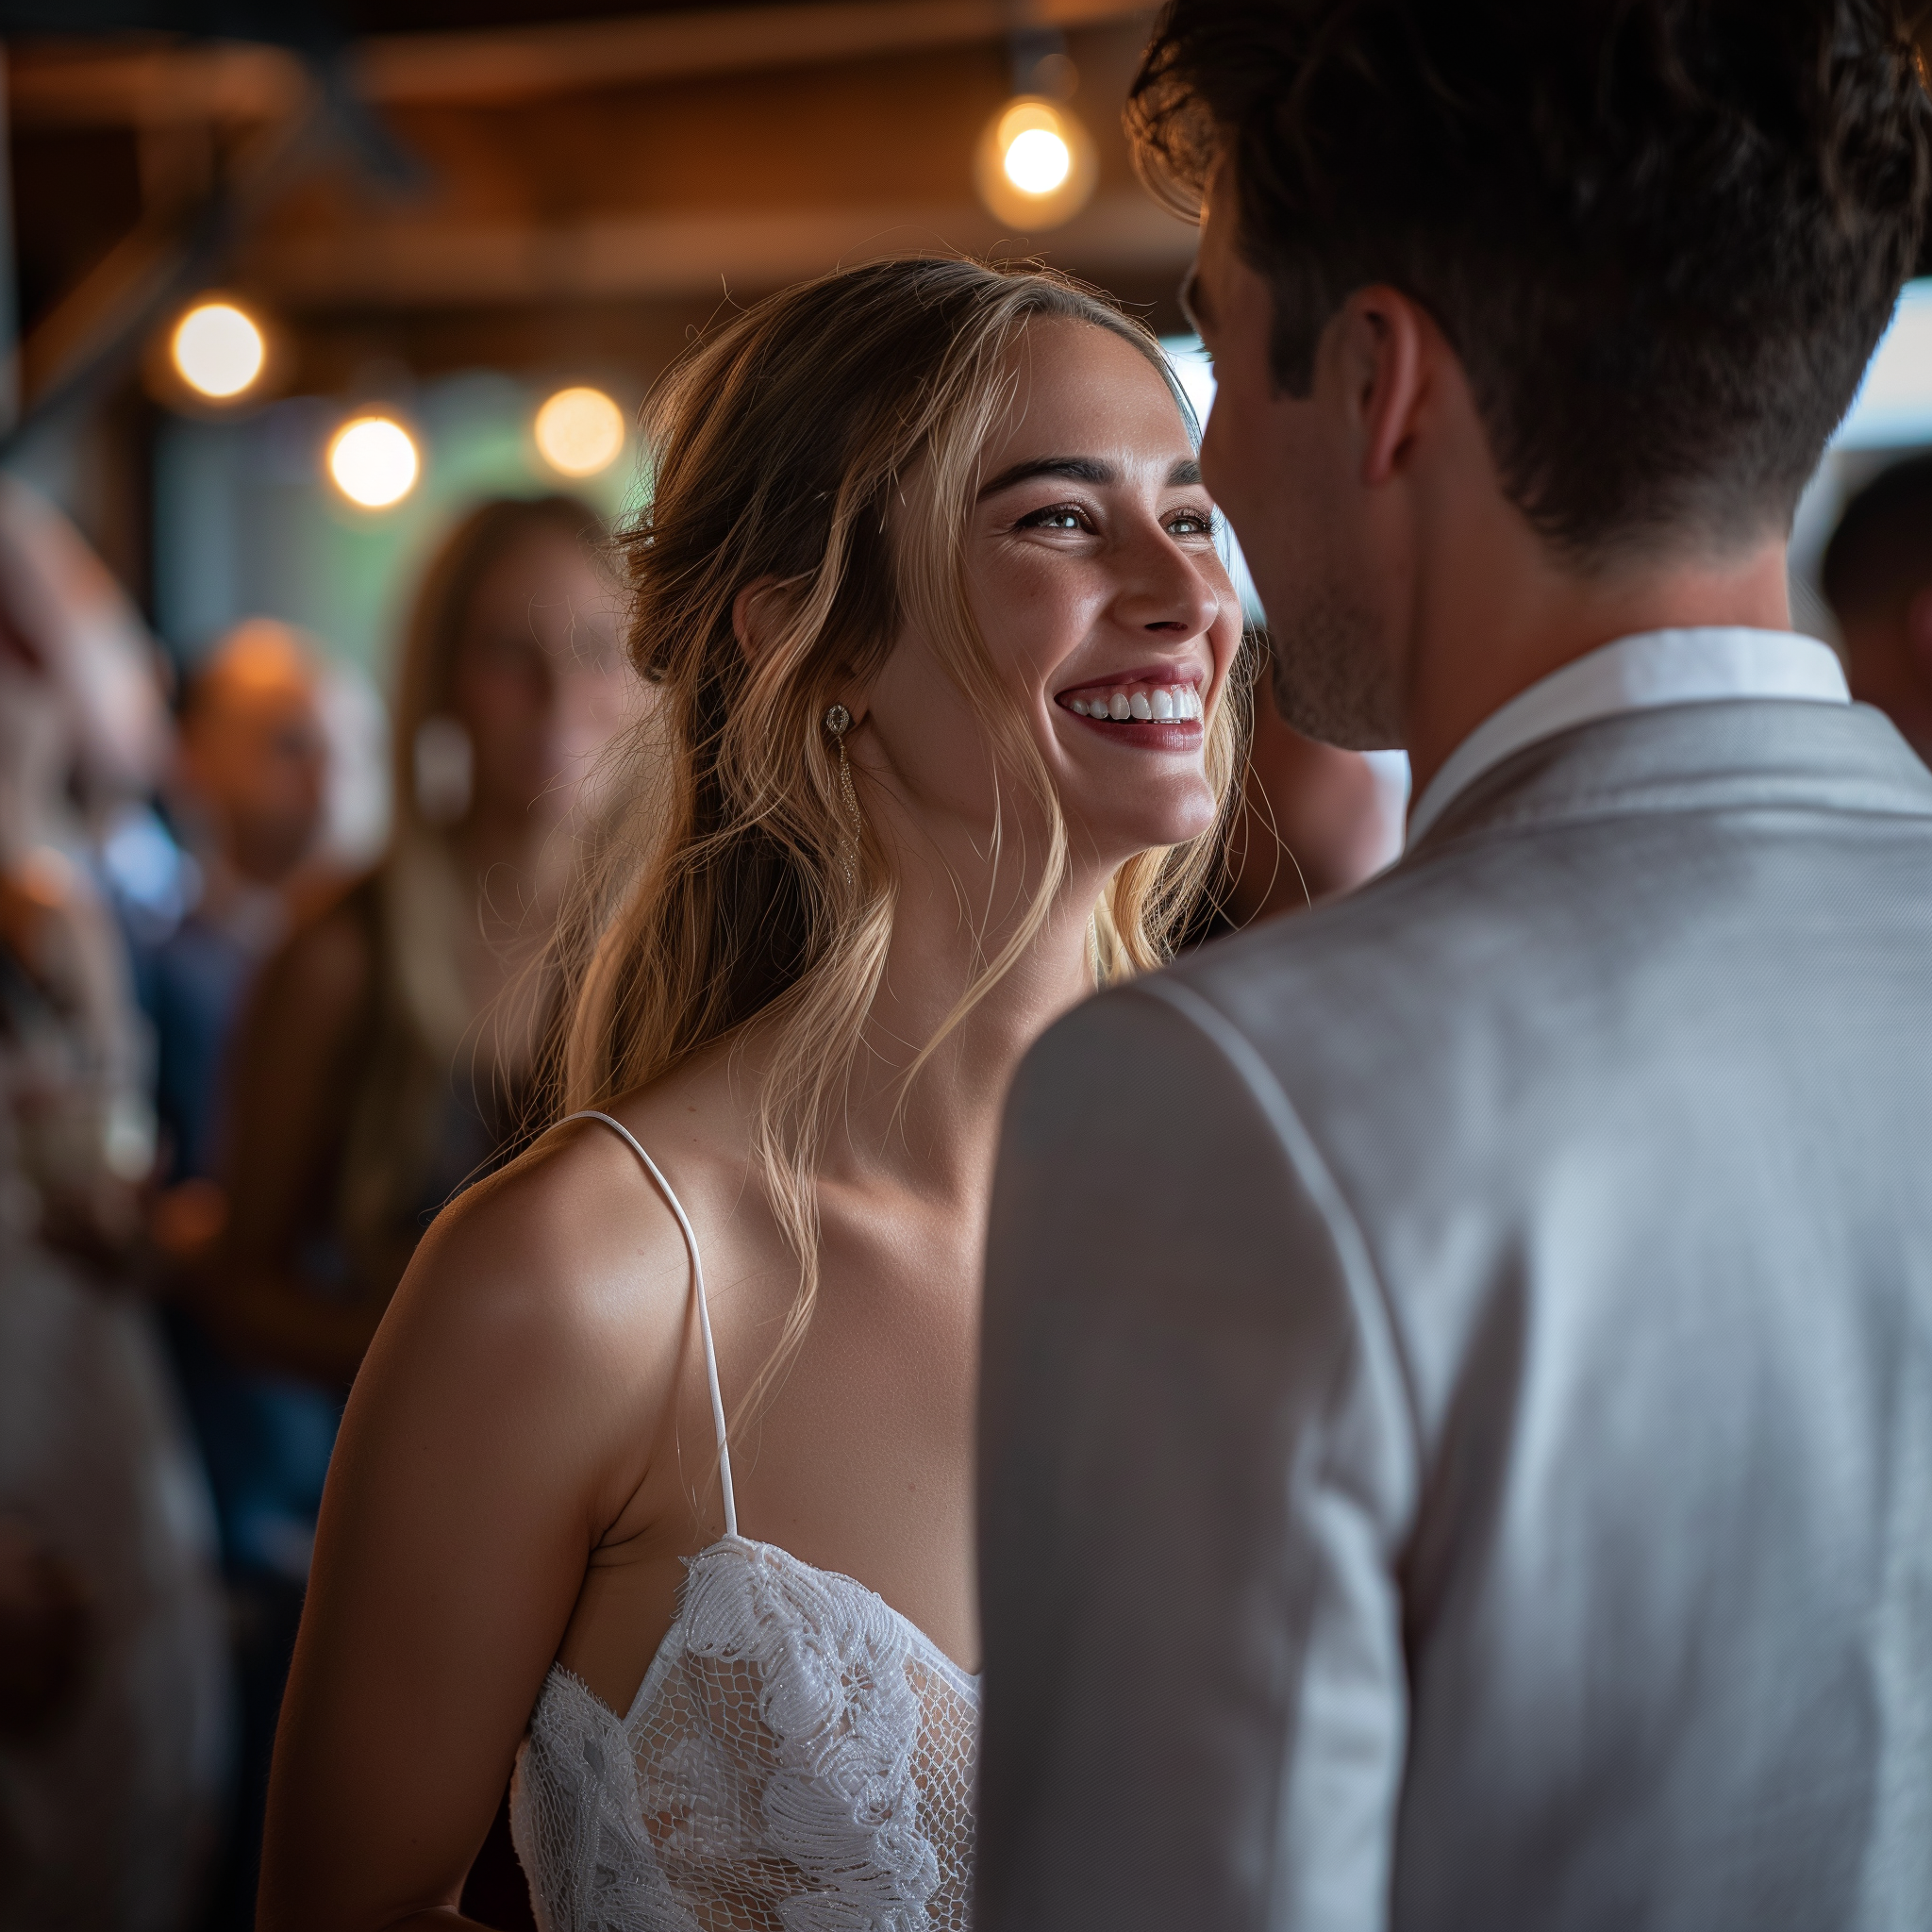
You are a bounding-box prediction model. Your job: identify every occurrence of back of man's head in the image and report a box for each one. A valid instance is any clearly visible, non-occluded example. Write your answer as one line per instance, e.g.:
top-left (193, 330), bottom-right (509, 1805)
top-left (1130, 0), bottom-right (1930, 560)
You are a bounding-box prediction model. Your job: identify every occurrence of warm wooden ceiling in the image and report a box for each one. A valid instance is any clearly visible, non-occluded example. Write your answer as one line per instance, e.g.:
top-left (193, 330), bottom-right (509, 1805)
top-left (29, 2), bottom-right (1918, 436)
top-left (8, 1), bottom-right (1191, 413)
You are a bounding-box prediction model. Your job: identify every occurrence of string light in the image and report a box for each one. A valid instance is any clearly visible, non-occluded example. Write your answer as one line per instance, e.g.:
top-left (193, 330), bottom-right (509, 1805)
top-left (327, 416), bottom-right (419, 508)
top-left (1005, 125), bottom-right (1073, 195)
top-left (975, 97), bottom-right (1096, 229)
top-left (534, 386), bottom-right (625, 476)
top-left (171, 301), bottom-right (267, 400)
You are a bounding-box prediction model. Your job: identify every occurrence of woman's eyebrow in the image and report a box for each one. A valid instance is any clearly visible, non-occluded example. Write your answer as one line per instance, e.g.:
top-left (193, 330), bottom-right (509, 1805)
top-left (976, 455), bottom-right (1117, 499)
top-left (1170, 458), bottom-right (1203, 486)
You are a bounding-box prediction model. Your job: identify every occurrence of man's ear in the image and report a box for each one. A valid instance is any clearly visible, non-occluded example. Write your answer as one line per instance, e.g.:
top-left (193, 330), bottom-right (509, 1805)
top-left (1904, 584), bottom-right (1932, 681)
top-left (1326, 285), bottom-right (1433, 490)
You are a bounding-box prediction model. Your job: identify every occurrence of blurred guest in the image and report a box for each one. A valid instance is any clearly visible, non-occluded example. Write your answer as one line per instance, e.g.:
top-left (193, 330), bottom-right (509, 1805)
top-left (155, 620), bottom-right (332, 1208)
top-left (143, 620), bottom-right (335, 1932)
top-left (208, 496), bottom-right (627, 1383)
top-left (0, 481), bottom-right (228, 1932)
top-left (0, 477), bottom-right (193, 970)
top-left (1822, 451), bottom-right (1932, 763)
top-left (0, 478), bottom-right (176, 832)
top-left (1197, 637), bottom-right (1401, 934)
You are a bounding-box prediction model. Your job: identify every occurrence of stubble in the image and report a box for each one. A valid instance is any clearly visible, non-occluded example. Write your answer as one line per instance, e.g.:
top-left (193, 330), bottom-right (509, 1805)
top-left (1265, 575), bottom-right (1402, 751)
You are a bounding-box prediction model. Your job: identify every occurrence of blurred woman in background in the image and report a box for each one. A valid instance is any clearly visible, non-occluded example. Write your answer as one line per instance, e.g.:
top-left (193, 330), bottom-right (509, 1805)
top-left (207, 493), bottom-right (631, 1386)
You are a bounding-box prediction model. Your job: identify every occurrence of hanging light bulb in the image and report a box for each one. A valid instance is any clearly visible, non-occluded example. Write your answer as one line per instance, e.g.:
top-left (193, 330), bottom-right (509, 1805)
top-left (1005, 125), bottom-right (1073, 194)
top-left (975, 96), bottom-right (1097, 230)
top-left (534, 386), bottom-right (625, 476)
top-left (327, 415), bottom-right (420, 508)
top-left (171, 300), bottom-right (268, 401)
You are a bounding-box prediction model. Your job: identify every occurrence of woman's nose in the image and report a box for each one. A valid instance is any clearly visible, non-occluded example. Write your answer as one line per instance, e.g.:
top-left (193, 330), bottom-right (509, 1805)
top-left (1115, 529), bottom-right (1223, 641)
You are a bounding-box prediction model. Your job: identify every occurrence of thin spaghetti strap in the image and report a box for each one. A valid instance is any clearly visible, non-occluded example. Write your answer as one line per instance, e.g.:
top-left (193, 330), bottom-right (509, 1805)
top-left (560, 1109), bottom-right (738, 1540)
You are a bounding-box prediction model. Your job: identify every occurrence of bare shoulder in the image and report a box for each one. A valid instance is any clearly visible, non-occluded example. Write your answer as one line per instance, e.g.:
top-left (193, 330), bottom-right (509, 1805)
top-left (383, 1114), bottom-right (694, 1381)
top-left (358, 1066), bottom-right (748, 1504)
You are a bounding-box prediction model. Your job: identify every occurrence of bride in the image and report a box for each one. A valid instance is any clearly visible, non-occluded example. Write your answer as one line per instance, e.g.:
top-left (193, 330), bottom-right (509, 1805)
top-left (259, 256), bottom-right (1244, 1931)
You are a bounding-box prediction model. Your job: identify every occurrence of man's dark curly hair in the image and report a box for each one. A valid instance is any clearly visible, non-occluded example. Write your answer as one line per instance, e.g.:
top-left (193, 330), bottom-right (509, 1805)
top-left (1128, 0), bottom-right (1932, 556)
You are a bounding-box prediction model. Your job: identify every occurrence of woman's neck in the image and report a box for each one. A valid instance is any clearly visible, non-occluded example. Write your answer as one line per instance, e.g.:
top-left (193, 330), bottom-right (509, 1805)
top-left (824, 827), bottom-right (1106, 1210)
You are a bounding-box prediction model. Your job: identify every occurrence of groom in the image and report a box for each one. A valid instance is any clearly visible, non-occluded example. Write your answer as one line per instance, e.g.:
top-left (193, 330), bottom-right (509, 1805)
top-left (975, 3), bottom-right (1932, 1928)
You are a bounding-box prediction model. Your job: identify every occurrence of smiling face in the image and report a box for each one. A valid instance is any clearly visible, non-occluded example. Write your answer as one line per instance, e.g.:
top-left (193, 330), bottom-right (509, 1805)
top-left (857, 318), bottom-right (1241, 883)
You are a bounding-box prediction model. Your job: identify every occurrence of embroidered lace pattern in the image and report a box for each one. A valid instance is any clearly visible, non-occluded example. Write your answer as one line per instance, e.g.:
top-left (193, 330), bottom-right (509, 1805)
top-left (509, 1112), bottom-right (979, 1932)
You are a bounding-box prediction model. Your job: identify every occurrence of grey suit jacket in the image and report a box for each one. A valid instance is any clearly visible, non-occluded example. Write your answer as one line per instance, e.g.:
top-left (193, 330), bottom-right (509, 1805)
top-left (975, 699), bottom-right (1932, 1932)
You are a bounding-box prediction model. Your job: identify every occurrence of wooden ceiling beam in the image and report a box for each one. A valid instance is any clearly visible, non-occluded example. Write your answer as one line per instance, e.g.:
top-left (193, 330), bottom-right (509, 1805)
top-left (9, 0), bottom-right (1154, 125)
top-left (241, 190), bottom-right (1192, 308)
top-left (8, 41), bottom-right (304, 128)
top-left (363, 0), bottom-right (1152, 105)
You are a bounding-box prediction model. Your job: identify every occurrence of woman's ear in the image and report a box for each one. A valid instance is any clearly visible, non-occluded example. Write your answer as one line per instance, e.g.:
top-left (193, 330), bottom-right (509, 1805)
top-left (731, 577), bottom-right (785, 664)
top-left (732, 578), bottom-right (870, 724)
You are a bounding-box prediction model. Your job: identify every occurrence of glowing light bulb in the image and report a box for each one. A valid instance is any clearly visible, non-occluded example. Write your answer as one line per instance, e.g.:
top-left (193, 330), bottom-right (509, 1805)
top-left (1004, 126), bottom-right (1073, 195)
top-left (534, 385), bottom-right (625, 476)
top-left (172, 301), bottom-right (266, 400)
top-left (975, 97), bottom-right (1096, 230)
top-left (328, 416), bottom-right (419, 508)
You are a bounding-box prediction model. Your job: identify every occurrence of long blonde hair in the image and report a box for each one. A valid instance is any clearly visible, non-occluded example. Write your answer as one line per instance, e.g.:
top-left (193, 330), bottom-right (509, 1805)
top-left (554, 258), bottom-right (1246, 1413)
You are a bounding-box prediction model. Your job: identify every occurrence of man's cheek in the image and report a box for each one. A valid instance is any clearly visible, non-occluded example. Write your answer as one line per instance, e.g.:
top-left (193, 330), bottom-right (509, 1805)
top-left (1199, 411), bottom-right (1247, 510)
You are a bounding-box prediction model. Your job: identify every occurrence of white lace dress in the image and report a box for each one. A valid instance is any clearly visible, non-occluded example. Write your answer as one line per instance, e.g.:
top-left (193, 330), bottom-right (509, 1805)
top-left (510, 1113), bottom-right (979, 1932)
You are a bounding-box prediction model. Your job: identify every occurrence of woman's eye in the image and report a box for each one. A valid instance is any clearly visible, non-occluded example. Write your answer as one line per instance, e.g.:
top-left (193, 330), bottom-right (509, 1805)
top-left (1017, 504), bottom-right (1090, 533)
top-left (1166, 508), bottom-right (1217, 538)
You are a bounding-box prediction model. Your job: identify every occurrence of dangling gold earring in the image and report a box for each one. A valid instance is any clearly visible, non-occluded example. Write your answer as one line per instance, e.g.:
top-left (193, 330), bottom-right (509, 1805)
top-left (824, 703), bottom-right (862, 883)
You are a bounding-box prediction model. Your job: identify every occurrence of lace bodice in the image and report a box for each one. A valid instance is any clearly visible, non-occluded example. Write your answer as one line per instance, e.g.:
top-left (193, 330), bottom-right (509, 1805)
top-left (509, 1112), bottom-right (979, 1932)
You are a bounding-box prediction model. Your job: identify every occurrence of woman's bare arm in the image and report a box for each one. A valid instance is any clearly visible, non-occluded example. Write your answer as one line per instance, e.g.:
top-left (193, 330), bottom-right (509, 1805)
top-left (258, 1125), bottom-right (692, 1932)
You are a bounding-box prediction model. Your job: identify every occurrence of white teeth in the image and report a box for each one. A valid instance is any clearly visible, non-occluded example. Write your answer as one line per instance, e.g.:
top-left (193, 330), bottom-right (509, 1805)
top-left (1065, 683), bottom-right (1205, 723)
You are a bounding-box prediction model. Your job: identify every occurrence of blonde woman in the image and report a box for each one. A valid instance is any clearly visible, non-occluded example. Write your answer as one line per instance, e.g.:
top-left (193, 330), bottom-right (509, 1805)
top-left (260, 258), bottom-right (1246, 1932)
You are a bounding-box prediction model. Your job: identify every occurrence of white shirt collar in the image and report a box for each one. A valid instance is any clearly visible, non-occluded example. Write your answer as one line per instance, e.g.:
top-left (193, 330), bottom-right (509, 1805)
top-left (1406, 626), bottom-right (1850, 849)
